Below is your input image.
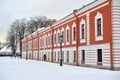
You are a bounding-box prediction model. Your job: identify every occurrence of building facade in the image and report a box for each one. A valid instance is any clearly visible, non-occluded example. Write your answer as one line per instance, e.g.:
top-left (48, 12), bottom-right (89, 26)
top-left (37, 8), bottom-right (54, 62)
top-left (22, 0), bottom-right (120, 70)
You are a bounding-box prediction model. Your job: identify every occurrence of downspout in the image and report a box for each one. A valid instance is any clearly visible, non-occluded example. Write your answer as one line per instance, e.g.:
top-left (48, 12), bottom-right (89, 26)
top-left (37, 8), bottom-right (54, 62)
top-left (109, 0), bottom-right (114, 70)
top-left (50, 24), bottom-right (54, 62)
top-left (73, 10), bottom-right (79, 65)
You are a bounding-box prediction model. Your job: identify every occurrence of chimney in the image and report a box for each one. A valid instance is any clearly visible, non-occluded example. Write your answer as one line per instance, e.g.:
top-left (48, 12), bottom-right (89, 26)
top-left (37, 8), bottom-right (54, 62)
top-left (50, 19), bottom-right (56, 25)
top-left (37, 24), bottom-right (41, 29)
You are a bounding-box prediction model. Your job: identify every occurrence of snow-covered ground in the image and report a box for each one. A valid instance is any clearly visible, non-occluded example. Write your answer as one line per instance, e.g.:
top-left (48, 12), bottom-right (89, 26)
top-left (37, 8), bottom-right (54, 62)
top-left (0, 57), bottom-right (120, 80)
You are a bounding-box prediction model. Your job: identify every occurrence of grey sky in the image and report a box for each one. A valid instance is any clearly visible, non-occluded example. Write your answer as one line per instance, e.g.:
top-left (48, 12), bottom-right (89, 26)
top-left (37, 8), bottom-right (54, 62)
top-left (0, 0), bottom-right (94, 42)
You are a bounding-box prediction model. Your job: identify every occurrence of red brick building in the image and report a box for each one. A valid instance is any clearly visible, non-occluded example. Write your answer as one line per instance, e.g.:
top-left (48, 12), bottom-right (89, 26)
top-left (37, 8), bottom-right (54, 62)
top-left (22, 0), bottom-right (120, 70)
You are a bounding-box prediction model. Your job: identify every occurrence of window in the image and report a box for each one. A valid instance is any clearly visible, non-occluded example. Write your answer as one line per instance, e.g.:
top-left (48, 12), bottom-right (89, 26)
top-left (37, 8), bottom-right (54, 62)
top-left (97, 49), bottom-right (102, 62)
top-left (95, 12), bottom-right (103, 41)
top-left (67, 51), bottom-right (69, 62)
top-left (58, 33), bottom-right (60, 44)
top-left (73, 27), bottom-right (76, 41)
top-left (54, 52), bottom-right (56, 61)
top-left (81, 50), bottom-right (85, 61)
top-left (81, 24), bottom-right (85, 39)
top-left (73, 51), bottom-right (76, 63)
top-left (72, 23), bottom-right (76, 43)
top-left (54, 34), bottom-right (56, 44)
top-left (48, 52), bottom-right (49, 60)
top-left (62, 51), bottom-right (64, 62)
top-left (97, 18), bottom-right (102, 36)
top-left (58, 51), bottom-right (60, 61)
top-left (62, 31), bottom-right (64, 43)
top-left (66, 29), bottom-right (69, 42)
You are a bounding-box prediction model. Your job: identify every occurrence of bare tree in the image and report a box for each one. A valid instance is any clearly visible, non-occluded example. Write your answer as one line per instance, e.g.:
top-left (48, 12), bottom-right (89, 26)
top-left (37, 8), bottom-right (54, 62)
top-left (27, 16), bottom-right (51, 33)
top-left (6, 15), bottom-right (51, 58)
top-left (6, 19), bottom-right (27, 58)
top-left (6, 24), bottom-right (17, 57)
top-left (16, 18), bottom-right (27, 58)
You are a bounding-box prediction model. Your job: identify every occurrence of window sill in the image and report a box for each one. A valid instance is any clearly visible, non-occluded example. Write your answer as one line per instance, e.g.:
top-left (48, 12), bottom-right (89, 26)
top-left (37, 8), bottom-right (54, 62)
top-left (72, 41), bottom-right (76, 44)
top-left (95, 35), bottom-right (103, 41)
top-left (66, 42), bottom-right (70, 45)
top-left (80, 39), bottom-right (86, 43)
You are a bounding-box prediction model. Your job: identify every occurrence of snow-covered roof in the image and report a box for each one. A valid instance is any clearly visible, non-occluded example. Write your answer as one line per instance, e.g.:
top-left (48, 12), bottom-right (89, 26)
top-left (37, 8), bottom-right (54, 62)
top-left (0, 45), bottom-right (20, 53)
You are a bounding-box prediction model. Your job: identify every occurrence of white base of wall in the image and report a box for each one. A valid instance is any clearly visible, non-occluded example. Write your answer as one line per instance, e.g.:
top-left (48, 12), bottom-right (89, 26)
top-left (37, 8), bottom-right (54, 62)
top-left (78, 43), bottom-right (111, 67)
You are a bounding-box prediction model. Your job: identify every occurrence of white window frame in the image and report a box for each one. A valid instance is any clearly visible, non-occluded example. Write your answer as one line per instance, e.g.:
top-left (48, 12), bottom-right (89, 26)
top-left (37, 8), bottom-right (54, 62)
top-left (66, 25), bottom-right (70, 45)
top-left (95, 12), bottom-right (103, 41)
top-left (80, 19), bottom-right (86, 43)
top-left (72, 22), bottom-right (76, 44)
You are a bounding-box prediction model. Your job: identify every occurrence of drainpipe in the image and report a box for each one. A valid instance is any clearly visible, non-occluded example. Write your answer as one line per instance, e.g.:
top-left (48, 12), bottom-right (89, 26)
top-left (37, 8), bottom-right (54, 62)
top-left (73, 9), bottom-right (79, 65)
top-left (50, 24), bottom-right (54, 62)
top-left (109, 0), bottom-right (114, 70)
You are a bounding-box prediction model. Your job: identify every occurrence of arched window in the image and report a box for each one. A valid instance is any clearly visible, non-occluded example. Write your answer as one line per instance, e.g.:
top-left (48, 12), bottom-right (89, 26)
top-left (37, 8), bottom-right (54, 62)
top-left (57, 29), bottom-right (60, 45)
top-left (66, 25), bottom-right (70, 44)
top-left (72, 22), bottom-right (76, 44)
top-left (54, 31), bottom-right (56, 46)
top-left (80, 19), bottom-right (86, 43)
top-left (95, 12), bottom-right (103, 41)
top-left (61, 27), bottom-right (64, 45)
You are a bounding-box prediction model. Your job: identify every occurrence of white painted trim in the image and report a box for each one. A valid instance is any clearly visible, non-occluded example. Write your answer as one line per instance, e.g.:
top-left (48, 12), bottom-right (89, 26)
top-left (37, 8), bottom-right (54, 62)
top-left (95, 12), bottom-right (103, 41)
top-left (80, 19), bottom-right (86, 43)
top-left (66, 25), bottom-right (70, 45)
top-left (72, 22), bottom-right (76, 44)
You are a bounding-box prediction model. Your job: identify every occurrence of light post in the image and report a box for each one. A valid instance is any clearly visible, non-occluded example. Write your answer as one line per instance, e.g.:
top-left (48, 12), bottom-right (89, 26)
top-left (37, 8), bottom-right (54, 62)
top-left (59, 35), bottom-right (63, 66)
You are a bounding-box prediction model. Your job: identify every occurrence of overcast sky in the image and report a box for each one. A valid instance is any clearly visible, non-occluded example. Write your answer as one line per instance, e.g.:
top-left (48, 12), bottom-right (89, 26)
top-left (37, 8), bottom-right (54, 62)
top-left (0, 0), bottom-right (94, 43)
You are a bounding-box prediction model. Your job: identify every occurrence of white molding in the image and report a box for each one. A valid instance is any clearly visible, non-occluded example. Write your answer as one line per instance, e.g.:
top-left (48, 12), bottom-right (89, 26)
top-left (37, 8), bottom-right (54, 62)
top-left (72, 22), bottom-right (76, 44)
top-left (80, 19), bottom-right (86, 43)
top-left (66, 25), bottom-right (70, 45)
top-left (95, 12), bottom-right (103, 41)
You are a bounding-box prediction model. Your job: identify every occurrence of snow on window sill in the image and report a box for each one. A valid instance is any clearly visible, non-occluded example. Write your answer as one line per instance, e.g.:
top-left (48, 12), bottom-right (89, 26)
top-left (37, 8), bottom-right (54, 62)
top-left (80, 39), bottom-right (86, 43)
top-left (95, 35), bottom-right (103, 41)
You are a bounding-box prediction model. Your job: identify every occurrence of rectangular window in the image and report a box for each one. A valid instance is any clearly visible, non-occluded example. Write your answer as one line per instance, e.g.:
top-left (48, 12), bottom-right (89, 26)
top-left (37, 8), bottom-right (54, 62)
top-left (97, 49), bottom-right (102, 62)
top-left (81, 50), bottom-right (85, 61)
top-left (97, 18), bottom-right (102, 36)
top-left (67, 30), bottom-right (69, 42)
top-left (54, 52), bottom-right (56, 61)
top-left (73, 27), bottom-right (76, 41)
top-left (48, 52), bottom-right (49, 60)
top-left (62, 51), bottom-right (64, 62)
top-left (67, 51), bottom-right (69, 62)
top-left (81, 24), bottom-right (85, 39)
top-left (73, 51), bottom-right (76, 63)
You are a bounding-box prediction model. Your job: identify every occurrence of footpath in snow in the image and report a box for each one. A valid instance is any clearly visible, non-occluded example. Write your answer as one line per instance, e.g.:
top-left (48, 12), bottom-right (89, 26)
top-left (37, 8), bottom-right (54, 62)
top-left (0, 57), bottom-right (120, 80)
